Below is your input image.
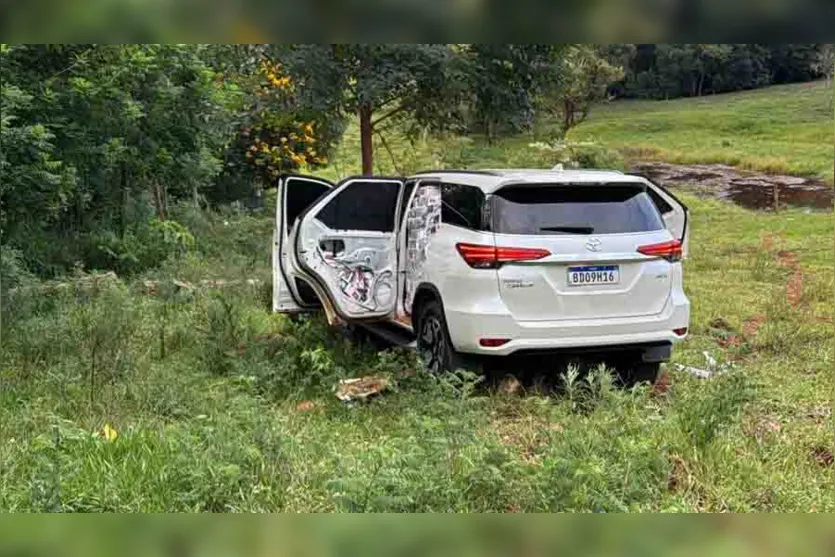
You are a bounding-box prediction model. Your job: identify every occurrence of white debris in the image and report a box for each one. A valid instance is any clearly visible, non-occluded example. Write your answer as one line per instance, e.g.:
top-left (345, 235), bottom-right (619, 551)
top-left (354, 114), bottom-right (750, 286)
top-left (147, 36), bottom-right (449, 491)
top-left (676, 364), bottom-right (713, 379)
top-left (702, 351), bottom-right (718, 369)
top-left (334, 376), bottom-right (390, 402)
top-left (675, 351), bottom-right (736, 379)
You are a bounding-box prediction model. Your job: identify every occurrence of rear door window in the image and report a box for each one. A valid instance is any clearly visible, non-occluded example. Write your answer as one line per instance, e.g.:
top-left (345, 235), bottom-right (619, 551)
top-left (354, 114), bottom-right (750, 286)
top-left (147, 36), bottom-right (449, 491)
top-left (316, 179), bottom-right (401, 232)
top-left (441, 183), bottom-right (487, 230)
top-left (492, 183), bottom-right (664, 235)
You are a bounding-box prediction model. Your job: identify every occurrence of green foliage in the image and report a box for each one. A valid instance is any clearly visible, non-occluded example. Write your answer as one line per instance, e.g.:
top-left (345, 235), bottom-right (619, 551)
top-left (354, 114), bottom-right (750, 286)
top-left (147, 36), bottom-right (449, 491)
top-left (527, 139), bottom-right (625, 170)
top-left (278, 44), bottom-right (459, 173)
top-left (93, 219), bottom-right (196, 275)
top-left (1, 45), bottom-right (233, 277)
top-left (1, 191), bottom-right (833, 511)
top-left (459, 45), bottom-right (560, 141)
top-left (1, 49), bottom-right (833, 514)
top-left (609, 44), bottom-right (826, 100)
top-left (537, 45), bottom-right (624, 137)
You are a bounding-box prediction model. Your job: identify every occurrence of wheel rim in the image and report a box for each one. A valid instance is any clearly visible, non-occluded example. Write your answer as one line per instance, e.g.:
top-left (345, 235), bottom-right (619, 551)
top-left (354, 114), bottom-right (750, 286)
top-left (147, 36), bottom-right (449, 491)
top-left (419, 313), bottom-right (445, 372)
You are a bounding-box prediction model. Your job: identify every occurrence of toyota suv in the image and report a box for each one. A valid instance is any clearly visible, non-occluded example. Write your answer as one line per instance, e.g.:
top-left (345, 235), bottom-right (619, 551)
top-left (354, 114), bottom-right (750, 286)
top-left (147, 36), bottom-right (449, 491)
top-left (273, 168), bottom-right (690, 382)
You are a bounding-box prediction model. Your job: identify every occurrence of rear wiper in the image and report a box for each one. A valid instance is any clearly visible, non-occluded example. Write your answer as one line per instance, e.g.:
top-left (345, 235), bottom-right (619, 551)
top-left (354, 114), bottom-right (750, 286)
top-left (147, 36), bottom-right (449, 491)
top-left (539, 226), bottom-right (594, 234)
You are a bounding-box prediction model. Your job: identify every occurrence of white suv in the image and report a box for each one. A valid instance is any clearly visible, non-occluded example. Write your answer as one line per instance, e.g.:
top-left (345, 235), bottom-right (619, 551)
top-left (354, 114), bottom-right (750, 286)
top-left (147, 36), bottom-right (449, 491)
top-left (273, 169), bottom-right (690, 381)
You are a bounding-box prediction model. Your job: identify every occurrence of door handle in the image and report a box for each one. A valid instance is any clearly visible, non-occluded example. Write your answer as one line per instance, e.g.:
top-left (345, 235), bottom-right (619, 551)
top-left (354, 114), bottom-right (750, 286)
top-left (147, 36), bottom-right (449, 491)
top-left (319, 238), bottom-right (345, 257)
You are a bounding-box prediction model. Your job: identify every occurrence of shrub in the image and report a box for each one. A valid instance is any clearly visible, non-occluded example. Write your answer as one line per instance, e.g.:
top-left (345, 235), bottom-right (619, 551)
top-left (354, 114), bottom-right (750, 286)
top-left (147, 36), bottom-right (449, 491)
top-left (527, 139), bottom-right (624, 170)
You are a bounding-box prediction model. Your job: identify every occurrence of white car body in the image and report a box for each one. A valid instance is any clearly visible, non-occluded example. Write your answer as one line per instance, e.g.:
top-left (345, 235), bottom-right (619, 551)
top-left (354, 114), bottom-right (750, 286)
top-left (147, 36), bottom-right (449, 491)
top-left (273, 169), bottom-right (690, 367)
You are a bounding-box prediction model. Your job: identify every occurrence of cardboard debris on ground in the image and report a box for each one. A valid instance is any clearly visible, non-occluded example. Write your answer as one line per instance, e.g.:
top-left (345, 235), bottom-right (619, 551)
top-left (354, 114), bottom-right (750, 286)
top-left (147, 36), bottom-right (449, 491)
top-left (334, 376), bottom-right (390, 402)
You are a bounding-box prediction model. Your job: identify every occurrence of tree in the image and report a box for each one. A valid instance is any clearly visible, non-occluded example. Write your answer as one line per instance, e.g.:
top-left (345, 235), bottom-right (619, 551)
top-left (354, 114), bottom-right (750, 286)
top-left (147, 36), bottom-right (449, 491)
top-left (814, 44), bottom-right (834, 85)
top-left (539, 45), bottom-right (624, 138)
top-left (460, 44), bottom-right (559, 142)
top-left (279, 45), bottom-right (457, 175)
top-left (611, 44), bottom-right (824, 99)
top-left (0, 44), bottom-right (233, 275)
top-left (599, 44), bottom-right (637, 97)
top-left (207, 49), bottom-right (344, 204)
top-left (767, 44), bottom-right (823, 84)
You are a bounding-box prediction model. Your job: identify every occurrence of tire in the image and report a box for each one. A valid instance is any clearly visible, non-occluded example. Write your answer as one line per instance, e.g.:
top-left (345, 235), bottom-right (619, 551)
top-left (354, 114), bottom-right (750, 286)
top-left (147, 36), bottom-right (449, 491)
top-left (415, 298), bottom-right (477, 373)
top-left (626, 361), bottom-right (661, 385)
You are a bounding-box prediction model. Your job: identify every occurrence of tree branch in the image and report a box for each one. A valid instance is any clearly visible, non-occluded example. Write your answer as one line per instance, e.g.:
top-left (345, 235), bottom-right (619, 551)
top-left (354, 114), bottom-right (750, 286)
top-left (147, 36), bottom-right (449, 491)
top-left (371, 102), bottom-right (411, 128)
top-left (375, 130), bottom-right (402, 175)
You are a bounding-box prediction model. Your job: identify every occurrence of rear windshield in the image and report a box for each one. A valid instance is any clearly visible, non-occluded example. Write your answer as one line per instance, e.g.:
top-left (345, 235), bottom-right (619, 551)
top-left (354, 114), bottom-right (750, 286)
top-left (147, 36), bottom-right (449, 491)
top-left (492, 183), bottom-right (665, 235)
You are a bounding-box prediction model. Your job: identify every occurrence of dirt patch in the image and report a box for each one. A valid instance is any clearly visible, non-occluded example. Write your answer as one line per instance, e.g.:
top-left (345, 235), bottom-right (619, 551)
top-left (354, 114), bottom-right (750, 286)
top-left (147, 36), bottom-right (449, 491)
top-left (631, 162), bottom-right (833, 211)
top-left (775, 250), bottom-right (804, 307)
top-left (742, 314), bottom-right (766, 338)
top-left (652, 369), bottom-right (671, 396)
top-left (811, 446), bottom-right (834, 468)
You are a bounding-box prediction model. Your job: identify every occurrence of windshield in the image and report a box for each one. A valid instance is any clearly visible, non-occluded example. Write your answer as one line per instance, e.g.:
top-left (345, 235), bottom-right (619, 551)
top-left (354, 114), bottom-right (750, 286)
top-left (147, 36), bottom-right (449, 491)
top-left (492, 183), bottom-right (665, 235)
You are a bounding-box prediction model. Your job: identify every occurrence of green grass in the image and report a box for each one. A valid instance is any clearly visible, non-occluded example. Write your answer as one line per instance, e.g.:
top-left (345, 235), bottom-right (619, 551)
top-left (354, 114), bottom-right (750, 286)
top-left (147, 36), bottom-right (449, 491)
top-left (1, 193), bottom-right (832, 512)
top-left (1, 82), bottom-right (833, 512)
top-left (570, 80), bottom-right (835, 182)
top-left (319, 81), bottom-right (832, 185)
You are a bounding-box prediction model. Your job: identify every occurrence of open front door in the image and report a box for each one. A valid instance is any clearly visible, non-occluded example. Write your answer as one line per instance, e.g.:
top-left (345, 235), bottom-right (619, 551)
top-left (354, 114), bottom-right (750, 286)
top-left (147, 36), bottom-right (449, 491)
top-left (273, 174), bottom-right (334, 312)
top-left (642, 178), bottom-right (690, 258)
top-left (293, 177), bottom-right (404, 320)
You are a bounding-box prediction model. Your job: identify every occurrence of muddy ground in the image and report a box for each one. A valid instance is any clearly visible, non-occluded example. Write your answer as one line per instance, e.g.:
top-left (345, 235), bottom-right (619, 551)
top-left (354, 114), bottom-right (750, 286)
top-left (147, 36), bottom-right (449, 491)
top-left (630, 162), bottom-right (834, 211)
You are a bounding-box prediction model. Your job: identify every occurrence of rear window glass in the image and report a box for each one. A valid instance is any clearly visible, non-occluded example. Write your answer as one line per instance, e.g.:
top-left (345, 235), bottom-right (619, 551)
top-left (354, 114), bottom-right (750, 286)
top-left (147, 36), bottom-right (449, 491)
top-left (492, 184), bottom-right (664, 235)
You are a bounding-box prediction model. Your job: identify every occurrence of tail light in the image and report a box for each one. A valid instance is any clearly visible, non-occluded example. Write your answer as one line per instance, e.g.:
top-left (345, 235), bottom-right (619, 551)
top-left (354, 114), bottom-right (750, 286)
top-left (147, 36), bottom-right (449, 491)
top-left (479, 338), bottom-right (510, 347)
top-left (637, 239), bottom-right (682, 262)
top-left (456, 243), bottom-right (550, 269)
top-left (673, 327), bottom-right (688, 336)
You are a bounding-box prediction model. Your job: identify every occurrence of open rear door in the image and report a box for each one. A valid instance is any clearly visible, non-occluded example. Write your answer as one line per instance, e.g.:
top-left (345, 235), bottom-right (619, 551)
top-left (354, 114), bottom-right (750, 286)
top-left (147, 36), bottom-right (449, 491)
top-left (273, 174), bottom-right (334, 312)
top-left (293, 177), bottom-right (404, 320)
top-left (641, 177), bottom-right (690, 258)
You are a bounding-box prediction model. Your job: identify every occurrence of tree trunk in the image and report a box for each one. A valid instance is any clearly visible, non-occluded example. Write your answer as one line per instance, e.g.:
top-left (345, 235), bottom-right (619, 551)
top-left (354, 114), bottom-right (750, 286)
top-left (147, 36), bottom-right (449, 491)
top-left (150, 183), bottom-right (167, 221)
top-left (562, 99), bottom-right (574, 138)
top-left (119, 163), bottom-right (127, 238)
top-left (359, 104), bottom-right (374, 176)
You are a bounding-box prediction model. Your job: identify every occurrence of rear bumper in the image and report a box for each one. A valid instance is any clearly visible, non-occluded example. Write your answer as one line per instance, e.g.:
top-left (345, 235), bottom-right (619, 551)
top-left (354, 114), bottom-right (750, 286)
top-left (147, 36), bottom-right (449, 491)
top-left (445, 292), bottom-right (690, 357)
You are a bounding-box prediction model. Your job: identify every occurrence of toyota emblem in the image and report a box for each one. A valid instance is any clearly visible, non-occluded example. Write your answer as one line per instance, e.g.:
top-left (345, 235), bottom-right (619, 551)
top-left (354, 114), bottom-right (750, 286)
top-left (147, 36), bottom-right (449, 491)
top-left (586, 237), bottom-right (601, 252)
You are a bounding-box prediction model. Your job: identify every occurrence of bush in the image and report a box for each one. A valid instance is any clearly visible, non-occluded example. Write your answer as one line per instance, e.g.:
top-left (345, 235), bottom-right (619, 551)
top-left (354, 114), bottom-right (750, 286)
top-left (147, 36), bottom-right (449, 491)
top-left (92, 219), bottom-right (195, 276)
top-left (527, 140), bottom-right (625, 170)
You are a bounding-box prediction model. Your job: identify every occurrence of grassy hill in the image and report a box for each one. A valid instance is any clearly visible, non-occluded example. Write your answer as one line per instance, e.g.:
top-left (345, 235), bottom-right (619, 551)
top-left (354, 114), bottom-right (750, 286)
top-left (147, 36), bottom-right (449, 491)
top-left (0, 83), bottom-right (832, 512)
top-left (570, 80), bottom-right (834, 182)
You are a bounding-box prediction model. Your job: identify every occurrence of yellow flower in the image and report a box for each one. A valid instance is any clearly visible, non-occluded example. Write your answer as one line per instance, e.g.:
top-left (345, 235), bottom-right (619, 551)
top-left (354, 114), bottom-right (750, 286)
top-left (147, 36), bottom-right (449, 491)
top-left (280, 137), bottom-right (288, 144)
top-left (304, 123), bottom-right (314, 135)
top-left (101, 424), bottom-right (118, 442)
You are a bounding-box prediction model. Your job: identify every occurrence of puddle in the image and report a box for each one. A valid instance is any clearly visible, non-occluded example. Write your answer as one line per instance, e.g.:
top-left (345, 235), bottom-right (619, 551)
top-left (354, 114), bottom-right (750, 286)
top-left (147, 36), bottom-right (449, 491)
top-left (631, 162), bottom-right (833, 211)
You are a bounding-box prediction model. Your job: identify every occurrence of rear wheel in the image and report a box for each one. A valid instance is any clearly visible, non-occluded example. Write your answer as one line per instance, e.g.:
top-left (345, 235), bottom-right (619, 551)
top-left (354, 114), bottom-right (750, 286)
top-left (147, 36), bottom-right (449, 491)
top-left (625, 361), bottom-right (660, 385)
top-left (415, 299), bottom-right (478, 373)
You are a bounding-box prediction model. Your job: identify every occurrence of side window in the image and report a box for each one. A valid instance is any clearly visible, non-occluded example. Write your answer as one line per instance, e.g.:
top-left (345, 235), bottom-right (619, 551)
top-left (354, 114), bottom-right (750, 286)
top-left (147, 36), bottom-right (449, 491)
top-left (285, 179), bottom-right (331, 234)
top-left (441, 183), bottom-right (486, 230)
top-left (316, 180), bottom-right (401, 232)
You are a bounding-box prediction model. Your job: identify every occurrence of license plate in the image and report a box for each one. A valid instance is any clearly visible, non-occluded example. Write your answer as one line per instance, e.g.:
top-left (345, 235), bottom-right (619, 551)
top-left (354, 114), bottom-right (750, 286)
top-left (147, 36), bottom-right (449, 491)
top-left (567, 265), bottom-right (620, 286)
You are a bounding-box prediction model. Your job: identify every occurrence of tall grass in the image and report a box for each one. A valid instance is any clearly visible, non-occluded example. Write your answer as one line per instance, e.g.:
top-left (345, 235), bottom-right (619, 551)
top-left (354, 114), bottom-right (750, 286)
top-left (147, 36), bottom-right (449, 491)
top-left (1, 193), bottom-right (832, 512)
top-left (1, 81), bottom-right (833, 511)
